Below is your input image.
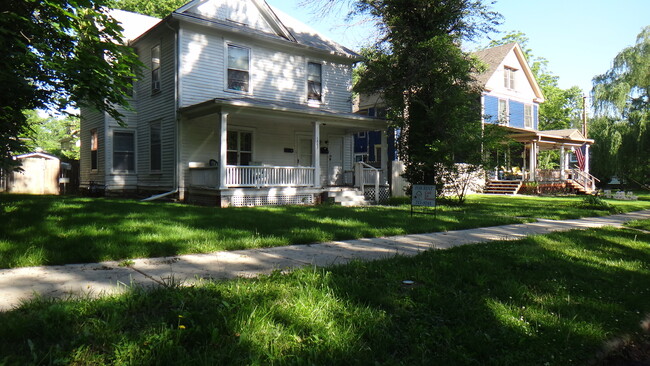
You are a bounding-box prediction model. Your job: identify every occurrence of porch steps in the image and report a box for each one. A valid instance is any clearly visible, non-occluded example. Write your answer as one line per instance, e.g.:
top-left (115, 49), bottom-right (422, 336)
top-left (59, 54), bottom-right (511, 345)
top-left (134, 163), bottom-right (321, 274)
top-left (484, 181), bottom-right (522, 195)
top-left (566, 180), bottom-right (595, 195)
top-left (326, 187), bottom-right (369, 206)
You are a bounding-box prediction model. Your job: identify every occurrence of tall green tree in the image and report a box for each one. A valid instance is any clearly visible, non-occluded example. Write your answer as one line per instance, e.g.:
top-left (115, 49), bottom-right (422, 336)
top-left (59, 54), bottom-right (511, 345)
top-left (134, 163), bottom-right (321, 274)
top-left (0, 0), bottom-right (140, 171)
top-left (486, 32), bottom-right (583, 131)
top-left (111, 0), bottom-right (184, 18)
top-left (22, 111), bottom-right (80, 160)
top-left (592, 26), bottom-right (650, 186)
top-left (340, 0), bottom-right (502, 198)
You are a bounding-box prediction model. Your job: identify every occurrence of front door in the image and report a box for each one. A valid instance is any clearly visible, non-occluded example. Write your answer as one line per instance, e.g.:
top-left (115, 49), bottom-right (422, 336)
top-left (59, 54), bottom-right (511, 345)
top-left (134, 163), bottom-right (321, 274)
top-left (328, 135), bottom-right (343, 186)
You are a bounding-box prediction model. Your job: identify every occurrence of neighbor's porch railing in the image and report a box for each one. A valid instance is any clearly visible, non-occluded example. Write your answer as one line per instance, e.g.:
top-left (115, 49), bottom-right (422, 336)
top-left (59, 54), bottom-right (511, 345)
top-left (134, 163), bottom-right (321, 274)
top-left (354, 161), bottom-right (384, 203)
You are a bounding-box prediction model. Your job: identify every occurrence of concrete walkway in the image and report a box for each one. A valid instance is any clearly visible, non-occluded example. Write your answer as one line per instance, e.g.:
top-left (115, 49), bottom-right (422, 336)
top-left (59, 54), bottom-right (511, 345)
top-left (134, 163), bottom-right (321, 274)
top-left (1, 209), bottom-right (649, 312)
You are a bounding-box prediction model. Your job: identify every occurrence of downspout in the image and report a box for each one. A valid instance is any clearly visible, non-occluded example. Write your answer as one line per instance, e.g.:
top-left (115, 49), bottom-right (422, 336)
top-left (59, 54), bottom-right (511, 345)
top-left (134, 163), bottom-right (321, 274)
top-left (142, 19), bottom-right (180, 202)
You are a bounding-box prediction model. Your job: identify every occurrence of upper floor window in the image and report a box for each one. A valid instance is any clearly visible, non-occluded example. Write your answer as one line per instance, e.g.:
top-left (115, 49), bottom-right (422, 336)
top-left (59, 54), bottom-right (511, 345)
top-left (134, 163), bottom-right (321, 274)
top-left (524, 105), bottom-right (533, 129)
top-left (113, 131), bottom-right (135, 172)
top-left (504, 67), bottom-right (516, 90)
top-left (151, 44), bottom-right (161, 93)
top-left (227, 44), bottom-right (250, 92)
top-left (307, 62), bottom-right (322, 101)
top-left (90, 129), bottom-right (98, 170)
top-left (498, 99), bottom-right (508, 124)
top-left (150, 121), bottom-right (162, 172)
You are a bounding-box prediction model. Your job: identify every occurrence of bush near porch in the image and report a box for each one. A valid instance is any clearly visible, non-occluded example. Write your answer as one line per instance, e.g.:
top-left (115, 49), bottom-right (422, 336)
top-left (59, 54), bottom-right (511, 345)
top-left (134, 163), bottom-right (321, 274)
top-left (1, 193), bottom-right (650, 269)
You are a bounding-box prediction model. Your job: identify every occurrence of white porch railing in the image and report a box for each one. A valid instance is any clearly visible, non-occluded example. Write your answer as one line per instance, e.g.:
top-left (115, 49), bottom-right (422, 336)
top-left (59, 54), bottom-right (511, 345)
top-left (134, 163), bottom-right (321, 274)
top-left (355, 161), bottom-right (383, 203)
top-left (225, 165), bottom-right (315, 187)
top-left (569, 169), bottom-right (600, 192)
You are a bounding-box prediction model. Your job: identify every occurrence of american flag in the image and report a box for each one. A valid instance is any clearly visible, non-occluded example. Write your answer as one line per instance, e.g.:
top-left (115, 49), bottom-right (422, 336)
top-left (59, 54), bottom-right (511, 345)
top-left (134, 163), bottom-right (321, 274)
top-left (574, 144), bottom-right (586, 171)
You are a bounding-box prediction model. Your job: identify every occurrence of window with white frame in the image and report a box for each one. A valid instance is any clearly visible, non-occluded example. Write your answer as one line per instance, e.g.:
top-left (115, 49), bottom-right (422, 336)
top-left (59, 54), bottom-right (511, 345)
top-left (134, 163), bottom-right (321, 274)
top-left (524, 105), bottom-right (533, 128)
top-left (151, 44), bottom-right (161, 93)
top-left (227, 44), bottom-right (250, 92)
top-left (307, 62), bottom-right (322, 101)
top-left (150, 121), bottom-right (161, 172)
top-left (90, 129), bottom-right (98, 170)
top-left (498, 99), bottom-right (508, 124)
top-left (504, 67), bottom-right (516, 90)
top-left (113, 131), bottom-right (135, 172)
top-left (227, 130), bottom-right (252, 165)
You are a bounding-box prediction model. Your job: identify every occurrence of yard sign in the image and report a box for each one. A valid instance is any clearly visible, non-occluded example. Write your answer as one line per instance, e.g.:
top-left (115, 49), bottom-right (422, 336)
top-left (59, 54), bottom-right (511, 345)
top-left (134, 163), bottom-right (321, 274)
top-left (411, 184), bottom-right (436, 216)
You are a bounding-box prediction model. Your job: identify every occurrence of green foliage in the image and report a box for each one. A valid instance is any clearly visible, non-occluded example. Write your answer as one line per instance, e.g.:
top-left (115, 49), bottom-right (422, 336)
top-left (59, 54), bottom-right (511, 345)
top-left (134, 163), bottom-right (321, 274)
top-left (352, 0), bottom-right (502, 191)
top-left (22, 110), bottom-right (80, 160)
top-left (111, 0), bottom-right (184, 18)
top-left (592, 26), bottom-right (650, 186)
top-left (1, 222), bottom-right (649, 364)
top-left (0, 0), bottom-right (141, 171)
top-left (487, 32), bottom-right (584, 131)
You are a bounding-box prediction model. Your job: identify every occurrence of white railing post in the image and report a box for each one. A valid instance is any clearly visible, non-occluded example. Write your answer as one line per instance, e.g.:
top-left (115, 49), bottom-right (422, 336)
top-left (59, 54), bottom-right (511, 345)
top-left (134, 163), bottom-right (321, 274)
top-left (374, 170), bottom-right (380, 203)
top-left (219, 112), bottom-right (228, 190)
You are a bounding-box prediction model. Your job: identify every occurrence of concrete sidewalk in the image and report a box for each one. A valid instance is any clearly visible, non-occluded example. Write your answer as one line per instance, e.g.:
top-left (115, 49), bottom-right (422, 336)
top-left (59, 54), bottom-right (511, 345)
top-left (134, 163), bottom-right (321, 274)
top-left (1, 209), bottom-right (649, 312)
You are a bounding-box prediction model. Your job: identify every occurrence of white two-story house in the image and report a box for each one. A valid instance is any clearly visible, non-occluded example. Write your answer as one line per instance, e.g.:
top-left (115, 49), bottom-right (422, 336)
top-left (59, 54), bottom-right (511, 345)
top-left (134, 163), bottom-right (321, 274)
top-left (80, 0), bottom-right (388, 206)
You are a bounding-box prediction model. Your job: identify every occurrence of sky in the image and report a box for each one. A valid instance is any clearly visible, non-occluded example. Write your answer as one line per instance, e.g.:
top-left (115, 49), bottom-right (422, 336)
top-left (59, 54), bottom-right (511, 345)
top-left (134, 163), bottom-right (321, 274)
top-left (266, 0), bottom-right (650, 96)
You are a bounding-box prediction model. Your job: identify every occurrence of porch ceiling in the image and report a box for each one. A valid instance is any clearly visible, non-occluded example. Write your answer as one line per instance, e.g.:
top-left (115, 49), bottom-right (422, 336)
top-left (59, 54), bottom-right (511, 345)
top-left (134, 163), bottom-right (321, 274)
top-left (506, 126), bottom-right (594, 150)
top-left (179, 97), bottom-right (388, 131)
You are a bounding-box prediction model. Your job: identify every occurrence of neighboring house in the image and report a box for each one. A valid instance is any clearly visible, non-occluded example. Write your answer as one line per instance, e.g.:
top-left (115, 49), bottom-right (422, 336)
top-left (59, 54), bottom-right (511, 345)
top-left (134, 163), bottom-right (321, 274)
top-left (355, 42), bottom-right (596, 196)
top-left (1, 152), bottom-right (62, 195)
top-left (80, 1), bottom-right (387, 207)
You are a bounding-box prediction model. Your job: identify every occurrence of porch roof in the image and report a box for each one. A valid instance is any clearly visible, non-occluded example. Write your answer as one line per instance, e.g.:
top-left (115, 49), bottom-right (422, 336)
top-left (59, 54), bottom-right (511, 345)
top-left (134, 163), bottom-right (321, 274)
top-left (506, 127), bottom-right (594, 150)
top-left (179, 97), bottom-right (389, 130)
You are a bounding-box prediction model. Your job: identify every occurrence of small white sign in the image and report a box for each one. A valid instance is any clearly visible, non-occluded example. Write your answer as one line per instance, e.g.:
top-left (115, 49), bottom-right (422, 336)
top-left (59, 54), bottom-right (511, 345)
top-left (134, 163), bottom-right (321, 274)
top-left (412, 185), bottom-right (436, 207)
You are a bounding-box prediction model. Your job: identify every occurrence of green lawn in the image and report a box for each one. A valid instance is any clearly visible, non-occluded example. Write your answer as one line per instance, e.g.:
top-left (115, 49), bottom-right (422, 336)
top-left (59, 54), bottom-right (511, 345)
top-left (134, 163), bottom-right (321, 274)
top-left (1, 220), bottom-right (648, 365)
top-left (1, 193), bottom-right (649, 268)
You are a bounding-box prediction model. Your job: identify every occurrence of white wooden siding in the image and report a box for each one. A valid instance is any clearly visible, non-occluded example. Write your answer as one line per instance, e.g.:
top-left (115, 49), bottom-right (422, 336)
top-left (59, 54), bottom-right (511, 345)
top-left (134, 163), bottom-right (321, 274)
top-left (179, 24), bottom-right (354, 113)
top-left (132, 26), bottom-right (177, 190)
top-left (484, 51), bottom-right (538, 104)
top-left (185, 0), bottom-right (275, 35)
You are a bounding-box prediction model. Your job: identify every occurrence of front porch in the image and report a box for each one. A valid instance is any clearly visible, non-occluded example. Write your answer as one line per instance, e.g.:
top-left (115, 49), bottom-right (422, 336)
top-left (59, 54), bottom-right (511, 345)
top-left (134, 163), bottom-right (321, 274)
top-left (485, 128), bottom-right (598, 195)
top-left (179, 98), bottom-right (389, 206)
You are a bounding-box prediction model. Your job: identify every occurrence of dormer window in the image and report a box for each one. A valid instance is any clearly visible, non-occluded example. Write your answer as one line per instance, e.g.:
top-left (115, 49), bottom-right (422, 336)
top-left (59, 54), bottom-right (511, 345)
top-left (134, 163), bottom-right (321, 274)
top-left (504, 67), bottom-right (516, 90)
top-left (307, 62), bottom-right (322, 102)
top-left (227, 44), bottom-right (250, 92)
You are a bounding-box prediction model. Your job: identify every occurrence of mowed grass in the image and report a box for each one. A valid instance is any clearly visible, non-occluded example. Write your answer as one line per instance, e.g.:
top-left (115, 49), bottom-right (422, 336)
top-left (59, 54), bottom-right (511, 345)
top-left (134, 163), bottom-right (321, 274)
top-left (1, 193), bottom-right (649, 269)
top-left (1, 220), bottom-right (649, 365)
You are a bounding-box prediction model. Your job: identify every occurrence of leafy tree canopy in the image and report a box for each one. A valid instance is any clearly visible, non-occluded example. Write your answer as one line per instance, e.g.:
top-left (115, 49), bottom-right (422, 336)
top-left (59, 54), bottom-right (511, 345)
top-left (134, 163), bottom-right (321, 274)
top-left (591, 26), bottom-right (650, 186)
top-left (22, 111), bottom-right (80, 160)
top-left (111, 0), bottom-right (184, 18)
top-left (332, 0), bottom-right (503, 197)
top-left (0, 0), bottom-right (141, 170)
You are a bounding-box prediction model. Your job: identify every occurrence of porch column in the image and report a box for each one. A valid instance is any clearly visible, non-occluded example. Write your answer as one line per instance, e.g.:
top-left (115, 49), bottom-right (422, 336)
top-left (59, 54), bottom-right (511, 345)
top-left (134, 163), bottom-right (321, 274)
top-left (560, 145), bottom-right (566, 181)
top-left (219, 111), bottom-right (228, 189)
top-left (380, 129), bottom-right (388, 184)
top-left (529, 142), bottom-right (537, 181)
top-left (584, 145), bottom-right (590, 174)
top-left (313, 121), bottom-right (321, 188)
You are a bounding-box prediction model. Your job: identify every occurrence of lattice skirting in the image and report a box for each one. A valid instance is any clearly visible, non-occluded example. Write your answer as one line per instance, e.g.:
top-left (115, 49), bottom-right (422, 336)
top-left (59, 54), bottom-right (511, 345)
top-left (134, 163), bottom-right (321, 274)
top-left (229, 194), bottom-right (315, 207)
top-left (363, 186), bottom-right (390, 203)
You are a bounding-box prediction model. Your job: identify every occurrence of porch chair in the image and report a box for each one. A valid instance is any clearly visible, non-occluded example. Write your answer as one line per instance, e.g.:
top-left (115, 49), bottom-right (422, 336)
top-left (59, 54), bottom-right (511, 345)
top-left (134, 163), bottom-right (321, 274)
top-left (626, 191), bottom-right (638, 201)
top-left (603, 189), bottom-right (612, 199)
top-left (614, 191), bottom-right (627, 200)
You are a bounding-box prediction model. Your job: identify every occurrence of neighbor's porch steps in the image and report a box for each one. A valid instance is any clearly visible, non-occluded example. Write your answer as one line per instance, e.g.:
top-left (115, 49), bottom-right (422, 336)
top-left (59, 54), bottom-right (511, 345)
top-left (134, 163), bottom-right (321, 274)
top-left (566, 180), bottom-right (595, 195)
top-left (484, 180), bottom-right (522, 195)
top-left (325, 187), bottom-right (369, 206)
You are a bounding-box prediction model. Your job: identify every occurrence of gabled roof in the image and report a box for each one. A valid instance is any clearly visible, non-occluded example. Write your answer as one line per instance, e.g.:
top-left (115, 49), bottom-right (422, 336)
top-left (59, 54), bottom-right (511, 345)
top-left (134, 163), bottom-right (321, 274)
top-left (15, 152), bottom-right (60, 160)
top-left (473, 42), bottom-right (545, 102)
top-left (173, 0), bottom-right (359, 59)
top-left (109, 9), bottom-right (162, 43)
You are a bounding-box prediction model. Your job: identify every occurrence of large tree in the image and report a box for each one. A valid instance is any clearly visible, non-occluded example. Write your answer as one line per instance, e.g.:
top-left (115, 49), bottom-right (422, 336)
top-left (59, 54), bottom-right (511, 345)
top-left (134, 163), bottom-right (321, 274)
top-left (337, 0), bottom-right (502, 196)
top-left (0, 0), bottom-right (140, 171)
top-left (591, 26), bottom-right (650, 186)
top-left (111, 0), bottom-right (184, 18)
